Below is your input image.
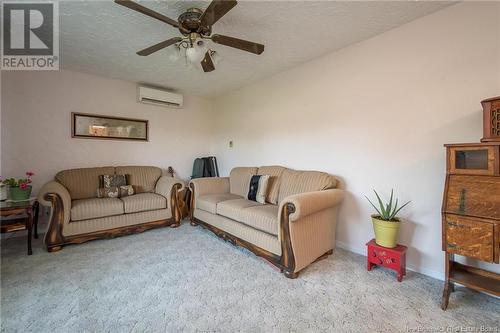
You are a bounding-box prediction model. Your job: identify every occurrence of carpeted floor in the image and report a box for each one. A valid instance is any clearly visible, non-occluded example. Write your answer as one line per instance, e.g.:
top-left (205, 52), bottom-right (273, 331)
top-left (1, 222), bottom-right (499, 333)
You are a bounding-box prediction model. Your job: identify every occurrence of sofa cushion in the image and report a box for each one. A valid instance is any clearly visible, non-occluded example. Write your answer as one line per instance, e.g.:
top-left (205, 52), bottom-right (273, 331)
top-left (71, 197), bottom-right (124, 221)
top-left (56, 167), bottom-right (115, 200)
top-left (120, 193), bottom-right (167, 214)
top-left (194, 209), bottom-right (281, 255)
top-left (278, 169), bottom-right (337, 203)
top-left (197, 193), bottom-right (243, 214)
top-left (229, 167), bottom-right (258, 197)
top-left (217, 199), bottom-right (262, 222)
top-left (115, 166), bottom-right (162, 193)
top-left (257, 166), bottom-right (286, 204)
top-left (240, 205), bottom-right (279, 236)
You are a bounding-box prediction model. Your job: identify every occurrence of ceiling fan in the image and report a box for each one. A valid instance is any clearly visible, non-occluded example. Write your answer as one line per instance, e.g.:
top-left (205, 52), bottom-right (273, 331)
top-left (115, 0), bottom-right (264, 72)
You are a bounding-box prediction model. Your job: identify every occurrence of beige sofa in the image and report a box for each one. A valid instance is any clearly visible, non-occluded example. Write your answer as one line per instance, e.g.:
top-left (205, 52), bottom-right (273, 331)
top-left (38, 166), bottom-right (184, 252)
top-left (189, 166), bottom-right (344, 278)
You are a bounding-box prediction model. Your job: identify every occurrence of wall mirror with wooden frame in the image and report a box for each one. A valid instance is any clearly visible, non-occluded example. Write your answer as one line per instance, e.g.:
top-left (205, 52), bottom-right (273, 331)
top-left (72, 113), bottom-right (149, 141)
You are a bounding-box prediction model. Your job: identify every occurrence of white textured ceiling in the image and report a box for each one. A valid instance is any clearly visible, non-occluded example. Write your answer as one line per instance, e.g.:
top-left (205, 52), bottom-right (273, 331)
top-left (60, 0), bottom-right (453, 98)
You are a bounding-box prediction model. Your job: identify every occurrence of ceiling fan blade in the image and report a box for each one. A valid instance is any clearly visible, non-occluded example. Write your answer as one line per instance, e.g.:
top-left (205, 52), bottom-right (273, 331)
top-left (201, 51), bottom-right (215, 72)
top-left (115, 0), bottom-right (179, 28)
top-left (200, 0), bottom-right (237, 27)
top-left (211, 34), bottom-right (264, 55)
top-left (137, 37), bottom-right (182, 56)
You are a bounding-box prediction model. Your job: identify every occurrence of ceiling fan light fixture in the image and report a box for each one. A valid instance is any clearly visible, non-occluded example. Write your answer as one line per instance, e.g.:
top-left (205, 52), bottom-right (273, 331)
top-left (116, 0), bottom-right (263, 73)
top-left (185, 46), bottom-right (200, 63)
top-left (168, 44), bottom-right (181, 61)
top-left (185, 39), bottom-right (207, 64)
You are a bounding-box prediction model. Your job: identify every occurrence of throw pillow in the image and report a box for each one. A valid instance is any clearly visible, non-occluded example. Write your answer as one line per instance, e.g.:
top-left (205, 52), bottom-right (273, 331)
top-left (99, 174), bottom-right (127, 188)
top-left (247, 175), bottom-right (270, 204)
top-left (119, 185), bottom-right (135, 197)
top-left (97, 174), bottom-right (131, 198)
top-left (97, 186), bottom-right (120, 198)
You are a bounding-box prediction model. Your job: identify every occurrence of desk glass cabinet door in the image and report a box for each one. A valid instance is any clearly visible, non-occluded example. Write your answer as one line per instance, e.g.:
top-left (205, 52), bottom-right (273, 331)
top-left (449, 146), bottom-right (497, 175)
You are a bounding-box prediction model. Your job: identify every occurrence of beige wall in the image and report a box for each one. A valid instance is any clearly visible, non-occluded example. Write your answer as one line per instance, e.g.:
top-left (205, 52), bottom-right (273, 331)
top-left (1, 70), bottom-right (213, 192)
top-left (212, 2), bottom-right (500, 278)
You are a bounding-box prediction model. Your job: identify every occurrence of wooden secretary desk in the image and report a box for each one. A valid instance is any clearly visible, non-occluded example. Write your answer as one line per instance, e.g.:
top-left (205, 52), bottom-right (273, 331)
top-left (441, 109), bottom-right (500, 309)
top-left (442, 142), bottom-right (500, 309)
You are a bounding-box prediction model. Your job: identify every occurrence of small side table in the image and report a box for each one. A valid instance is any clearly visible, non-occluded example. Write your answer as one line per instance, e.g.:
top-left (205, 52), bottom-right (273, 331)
top-left (0, 199), bottom-right (39, 255)
top-left (366, 239), bottom-right (407, 282)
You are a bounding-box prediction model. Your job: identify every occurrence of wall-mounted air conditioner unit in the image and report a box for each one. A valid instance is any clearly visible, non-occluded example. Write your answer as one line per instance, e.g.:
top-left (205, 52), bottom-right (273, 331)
top-left (137, 85), bottom-right (183, 108)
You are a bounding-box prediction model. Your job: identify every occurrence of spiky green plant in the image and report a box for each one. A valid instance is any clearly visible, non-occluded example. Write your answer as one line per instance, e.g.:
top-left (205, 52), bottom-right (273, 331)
top-left (365, 189), bottom-right (410, 221)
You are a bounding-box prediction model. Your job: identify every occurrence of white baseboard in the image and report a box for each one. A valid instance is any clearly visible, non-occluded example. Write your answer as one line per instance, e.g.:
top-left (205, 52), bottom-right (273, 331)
top-left (335, 240), bottom-right (444, 281)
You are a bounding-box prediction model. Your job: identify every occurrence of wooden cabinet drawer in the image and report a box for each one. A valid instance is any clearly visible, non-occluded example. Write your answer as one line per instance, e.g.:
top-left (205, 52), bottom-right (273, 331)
top-left (445, 215), bottom-right (494, 262)
top-left (445, 175), bottom-right (500, 219)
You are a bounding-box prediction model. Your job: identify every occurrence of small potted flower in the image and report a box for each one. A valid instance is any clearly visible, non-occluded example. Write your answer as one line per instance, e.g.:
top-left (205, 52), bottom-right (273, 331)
top-left (3, 171), bottom-right (35, 201)
top-left (365, 189), bottom-right (410, 248)
top-left (0, 177), bottom-right (7, 201)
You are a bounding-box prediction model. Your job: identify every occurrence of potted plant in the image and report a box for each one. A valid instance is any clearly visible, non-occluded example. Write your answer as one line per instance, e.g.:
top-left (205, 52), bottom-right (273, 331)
top-left (0, 177), bottom-right (7, 201)
top-left (365, 189), bottom-right (410, 248)
top-left (3, 171), bottom-right (35, 201)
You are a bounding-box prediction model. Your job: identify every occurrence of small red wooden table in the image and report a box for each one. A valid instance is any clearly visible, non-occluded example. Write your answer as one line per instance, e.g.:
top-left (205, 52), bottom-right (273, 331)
top-left (366, 239), bottom-right (407, 282)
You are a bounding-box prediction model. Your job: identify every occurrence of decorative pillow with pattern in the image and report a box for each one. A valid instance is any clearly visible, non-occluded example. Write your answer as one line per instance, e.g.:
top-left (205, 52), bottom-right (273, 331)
top-left (97, 186), bottom-right (120, 198)
top-left (97, 174), bottom-right (131, 198)
top-left (119, 185), bottom-right (134, 197)
top-left (247, 175), bottom-right (270, 204)
top-left (99, 174), bottom-right (127, 188)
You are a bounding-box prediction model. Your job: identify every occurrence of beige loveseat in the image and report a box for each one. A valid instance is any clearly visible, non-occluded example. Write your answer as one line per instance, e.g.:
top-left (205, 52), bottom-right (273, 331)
top-left (189, 166), bottom-right (344, 278)
top-left (38, 166), bottom-right (184, 252)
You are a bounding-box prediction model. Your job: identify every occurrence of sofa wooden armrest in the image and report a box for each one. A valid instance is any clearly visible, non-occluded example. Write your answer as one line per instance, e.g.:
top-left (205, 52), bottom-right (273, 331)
top-left (38, 180), bottom-right (72, 210)
top-left (155, 176), bottom-right (185, 226)
top-left (279, 189), bottom-right (344, 278)
top-left (38, 181), bottom-right (72, 252)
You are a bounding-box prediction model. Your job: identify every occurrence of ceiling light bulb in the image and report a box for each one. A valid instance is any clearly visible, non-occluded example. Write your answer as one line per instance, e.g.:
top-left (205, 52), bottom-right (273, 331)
top-left (186, 39), bottom-right (209, 65)
top-left (185, 47), bottom-right (202, 64)
top-left (168, 45), bottom-right (181, 62)
top-left (197, 40), bottom-right (208, 52)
